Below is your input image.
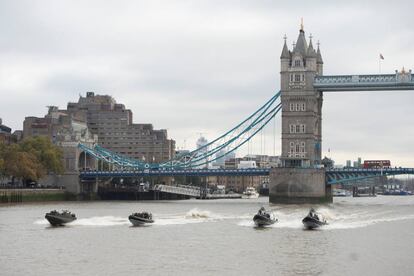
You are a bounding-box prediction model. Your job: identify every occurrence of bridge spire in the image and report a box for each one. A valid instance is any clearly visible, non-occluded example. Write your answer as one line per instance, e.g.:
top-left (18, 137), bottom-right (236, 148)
top-left (281, 34), bottom-right (290, 59)
top-left (316, 40), bottom-right (323, 64)
top-left (300, 17), bottom-right (304, 32)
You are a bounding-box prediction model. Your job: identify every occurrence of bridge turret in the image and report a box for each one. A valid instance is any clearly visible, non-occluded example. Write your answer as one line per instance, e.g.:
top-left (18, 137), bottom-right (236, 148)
top-left (306, 37), bottom-right (317, 72)
top-left (280, 36), bottom-right (290, 72)
top-left (316, 42), bottom-right (323, 75)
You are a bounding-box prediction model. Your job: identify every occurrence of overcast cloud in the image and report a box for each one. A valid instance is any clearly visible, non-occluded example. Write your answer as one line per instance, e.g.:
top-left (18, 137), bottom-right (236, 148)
top-left (0, 0), bottom-right (413, 166)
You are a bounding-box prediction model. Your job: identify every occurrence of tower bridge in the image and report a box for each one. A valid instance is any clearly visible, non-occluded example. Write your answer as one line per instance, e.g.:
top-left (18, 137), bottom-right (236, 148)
top-left (73, 23), bottom-right (414, 202)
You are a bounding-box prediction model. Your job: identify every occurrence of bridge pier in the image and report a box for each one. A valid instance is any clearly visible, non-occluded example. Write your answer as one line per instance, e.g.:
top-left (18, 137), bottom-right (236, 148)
top-left (269, 168), bottom-right (332, 204)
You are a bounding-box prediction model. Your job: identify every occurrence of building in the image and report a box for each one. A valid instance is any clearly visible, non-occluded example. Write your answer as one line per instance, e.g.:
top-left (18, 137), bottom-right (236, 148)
top-left (66, 92), bottom-right (175, 163)
top-left (321, 156), bottom-right (334, 168)
top-left (23, 106), bottom-right (98, 172)
top-left (0, 118), bottom-right (12, 144)
top-left (279, 22), bottom-right (323, 167)
top-left (214, 156), bottom-right (262, 193)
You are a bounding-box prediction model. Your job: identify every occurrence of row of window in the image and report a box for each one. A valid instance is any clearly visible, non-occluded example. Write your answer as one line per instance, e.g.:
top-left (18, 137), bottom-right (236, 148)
top-left (100, 136), bottom-right (158, 141)
top-left (289, 102), bottom-right (306, 111)
top-left (290, 74), bottom-right (305, 82)
top-left (289, 124), bottom-right (306, 134)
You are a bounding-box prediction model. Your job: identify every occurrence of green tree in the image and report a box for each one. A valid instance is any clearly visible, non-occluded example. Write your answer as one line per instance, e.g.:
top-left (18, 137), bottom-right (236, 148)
top-left (19, 136), bottom-right (64, 174)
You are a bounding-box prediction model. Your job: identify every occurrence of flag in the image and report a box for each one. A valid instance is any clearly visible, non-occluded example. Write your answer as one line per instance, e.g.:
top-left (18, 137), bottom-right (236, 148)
top-left (379, 53), bottom-right (384, 60)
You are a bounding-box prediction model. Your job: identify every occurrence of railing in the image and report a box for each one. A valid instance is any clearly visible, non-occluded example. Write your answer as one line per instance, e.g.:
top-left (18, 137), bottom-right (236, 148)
top-left (153, 184), bottom-right (201, 197)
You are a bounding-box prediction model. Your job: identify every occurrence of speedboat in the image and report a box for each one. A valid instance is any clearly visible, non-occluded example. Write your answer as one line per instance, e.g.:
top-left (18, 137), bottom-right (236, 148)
top-left (243, 187), bottom-right (259, 199)
top-left (129, 211), bottom-right (154, 226)
top-left (302, 209), bottom-right (327, 230)
top-left (253, 207), bottom-right (277, 227)
top-left (45, 210), bottom-right (77, 226)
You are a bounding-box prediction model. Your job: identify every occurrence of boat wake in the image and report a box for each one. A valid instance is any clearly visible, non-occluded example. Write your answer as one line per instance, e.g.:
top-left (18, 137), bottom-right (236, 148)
top-left (72, 216), bottom-right (130, 226)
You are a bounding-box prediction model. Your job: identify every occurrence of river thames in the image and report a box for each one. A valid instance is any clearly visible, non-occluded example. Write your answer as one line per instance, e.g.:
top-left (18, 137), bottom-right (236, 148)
top-left (1, 196), bottom-right (414, 276)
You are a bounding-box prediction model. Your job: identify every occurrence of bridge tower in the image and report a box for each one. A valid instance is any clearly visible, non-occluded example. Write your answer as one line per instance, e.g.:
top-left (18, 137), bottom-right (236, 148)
top-left (269, 23), bottom-right (332, 204)
top-left (280, 24), bottom-right (323, 167)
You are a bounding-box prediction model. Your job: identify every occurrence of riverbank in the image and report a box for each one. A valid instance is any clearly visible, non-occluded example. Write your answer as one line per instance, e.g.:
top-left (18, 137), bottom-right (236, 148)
top-left (0, 189), bottom-right (76, 203)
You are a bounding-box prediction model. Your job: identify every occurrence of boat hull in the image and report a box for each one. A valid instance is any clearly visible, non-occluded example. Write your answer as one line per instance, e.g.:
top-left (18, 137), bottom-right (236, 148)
top-left (129, 215), bottom-right (154, 226)
top-left (45, 214), bottom-right (76, 226)
top-left (253, 214), bottom-right (277, 227)
top-left (302, 216), bottom-right (327, 230)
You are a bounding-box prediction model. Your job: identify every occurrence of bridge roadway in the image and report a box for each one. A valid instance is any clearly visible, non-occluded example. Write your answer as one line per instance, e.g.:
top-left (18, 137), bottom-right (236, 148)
top-left (80, 167), bottom-right (414, 184)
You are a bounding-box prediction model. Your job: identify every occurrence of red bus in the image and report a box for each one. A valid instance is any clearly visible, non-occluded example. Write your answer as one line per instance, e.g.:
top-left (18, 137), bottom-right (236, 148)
top-left (363, 160), bottom-right (391, 169)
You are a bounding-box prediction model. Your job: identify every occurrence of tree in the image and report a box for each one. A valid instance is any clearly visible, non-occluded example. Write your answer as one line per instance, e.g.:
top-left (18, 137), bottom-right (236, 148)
top-left (19, 136), bottom-right (64, 175)
top-left (0, 137), bottom-right (65, 184)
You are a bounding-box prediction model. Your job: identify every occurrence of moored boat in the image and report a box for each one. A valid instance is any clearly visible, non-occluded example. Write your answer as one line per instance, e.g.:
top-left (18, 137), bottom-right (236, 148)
top-left (129, 211), bottom-right (154, 226)
top-left (253, 207), bottom-right (277, 227)
top-left (243, 187), bottom-right (259, 199)
top-left (302, 208), bottom-right (327, 230)
top-left (45, 210), bottom-right (77, 226)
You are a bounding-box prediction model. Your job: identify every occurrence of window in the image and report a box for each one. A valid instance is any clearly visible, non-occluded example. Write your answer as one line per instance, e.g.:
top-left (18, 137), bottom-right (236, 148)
top-left (295, 103), bottom-right (300, 111)
top-left (290, 103), bottom-right (294, 111)
top-left (296, 125), bottom-right (300, 133)
top-left (294, 60), bottom-right (301, 67)
top-left (301, 103), bottom-right (306, 111)
top-left (301, 124), bottom-right (306, 133)
top-left (288, 141), bottom-right (307, 158)
top-left (300, 142), bottom-right (305, 153)
top-left (294, 74), bottom-right (301, 82)
top-left (290, 125), bottom-right (295, 133)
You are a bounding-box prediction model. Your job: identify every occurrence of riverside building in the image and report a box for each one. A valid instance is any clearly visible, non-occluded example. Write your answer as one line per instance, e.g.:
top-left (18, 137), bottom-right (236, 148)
top-left (66, 92), bottom-right (175, 163)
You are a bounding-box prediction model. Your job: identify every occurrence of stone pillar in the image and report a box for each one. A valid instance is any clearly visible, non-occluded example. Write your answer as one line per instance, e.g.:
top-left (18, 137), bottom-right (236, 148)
top-left (269, 167), bottom-right (332, 204)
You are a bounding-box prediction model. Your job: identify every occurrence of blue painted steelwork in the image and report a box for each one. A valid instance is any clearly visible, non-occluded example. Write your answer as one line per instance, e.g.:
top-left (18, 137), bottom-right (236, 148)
top-left (80, 168), bottom-right (271, 178)
top-left (314, 71), bottom-right (414, 92)
top-left (326, 168), bottom-right (414, 185)
top-left (79, 167), bottom-right (414, 180)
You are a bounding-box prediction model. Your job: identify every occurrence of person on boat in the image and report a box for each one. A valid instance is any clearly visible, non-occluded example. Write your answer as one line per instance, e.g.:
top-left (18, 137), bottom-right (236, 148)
top-left (309, 208), bottom-right (319, 220)
top-left (259, 207), bottom-right (266, 215)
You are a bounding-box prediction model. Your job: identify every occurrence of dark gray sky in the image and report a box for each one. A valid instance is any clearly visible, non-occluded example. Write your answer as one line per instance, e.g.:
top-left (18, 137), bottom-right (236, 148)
top-left (1, 0), bottom-right (413, 166)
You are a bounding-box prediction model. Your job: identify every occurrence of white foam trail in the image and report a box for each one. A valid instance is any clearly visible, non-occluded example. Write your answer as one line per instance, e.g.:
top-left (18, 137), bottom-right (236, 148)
top-left (34, 219), bottom-right (49, 225)
top-left (154, 216), bottom-right (205, 226)
top-left (325, 214), bottom-right (414, 230)
top-left (185, 208), bottom-right (213, 219)
top-left (238, 220), bottom-right (255, 227)
top-left (71, 216), bottom-right (130, 227)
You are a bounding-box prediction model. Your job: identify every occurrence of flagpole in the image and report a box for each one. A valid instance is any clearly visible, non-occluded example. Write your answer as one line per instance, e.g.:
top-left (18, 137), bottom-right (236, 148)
top-left (379, 57), bottom-right (381, 73)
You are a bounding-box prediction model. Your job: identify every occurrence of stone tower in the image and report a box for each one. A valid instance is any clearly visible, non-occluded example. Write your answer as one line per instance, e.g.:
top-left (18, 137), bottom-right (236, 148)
top-left (280, 24), bottom-right (324, 168)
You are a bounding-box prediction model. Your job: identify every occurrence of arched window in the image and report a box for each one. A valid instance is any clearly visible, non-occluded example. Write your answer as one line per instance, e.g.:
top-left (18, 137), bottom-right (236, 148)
top-left (294, 60), bottom-right (301, 67)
